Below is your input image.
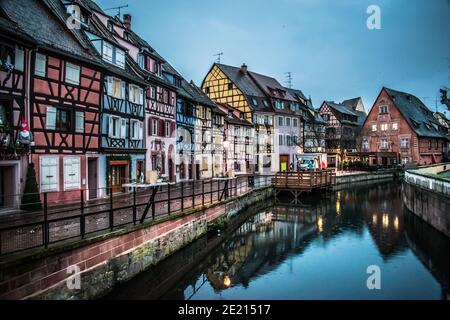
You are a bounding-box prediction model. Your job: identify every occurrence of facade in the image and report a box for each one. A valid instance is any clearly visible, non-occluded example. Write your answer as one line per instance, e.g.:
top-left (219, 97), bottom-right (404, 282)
top-left (319, 100), bottom-right (366, 167)
top-left (0, 9), bottom-right (34, 209)
top-left (360, 87), bottom-right (448, 166)
top-left (202, 63), bottom-right (276, 174)
top-left (104, 13), bottom-right (177, 183)
top-left (217, 103), bottom-right (254, 175)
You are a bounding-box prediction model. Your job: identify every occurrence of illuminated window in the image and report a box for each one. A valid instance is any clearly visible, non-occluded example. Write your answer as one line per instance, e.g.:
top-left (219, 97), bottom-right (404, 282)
top-left (392, 123), bottom-right (398, 130)
top-left (372, 124), bottom-right (377, 132)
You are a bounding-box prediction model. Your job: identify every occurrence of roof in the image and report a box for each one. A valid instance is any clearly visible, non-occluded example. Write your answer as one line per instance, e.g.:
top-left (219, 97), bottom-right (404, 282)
top-left (217, 103), bottom-right (253, 127)
top-left (248, 71), bottom-right (297, 102)
top-left (384, 87), bottom-right (449, 139)
top-left (214, 63), bottom-right (273, 112)
top-left (1, 0), bottom-right (99, 63)
top-left (342, 97), bottom-right (362, 111)
top-left (324, 101), bottom-right (359, 117)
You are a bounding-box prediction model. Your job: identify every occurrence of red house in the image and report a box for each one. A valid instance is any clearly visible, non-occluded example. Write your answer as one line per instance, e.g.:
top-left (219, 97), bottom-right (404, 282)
top-left (360, 87), bottom-right (449, 166)
top-left (2, 0), bottom-right (103, 203)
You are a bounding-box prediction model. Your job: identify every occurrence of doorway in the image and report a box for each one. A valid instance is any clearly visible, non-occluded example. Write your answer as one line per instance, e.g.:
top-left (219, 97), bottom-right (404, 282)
top-left (279, 155), bottom-right (289, 172)
top-left (110, 162), bottom-right (128, 193)
top-left (168, 159), bottom-right (174, 181)
top-left (88, 158), bottom-right (98, 200)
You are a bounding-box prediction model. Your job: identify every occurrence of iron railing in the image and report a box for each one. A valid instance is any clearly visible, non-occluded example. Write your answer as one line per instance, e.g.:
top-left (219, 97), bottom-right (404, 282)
top-left (0, 175), bottom-right (273, 256)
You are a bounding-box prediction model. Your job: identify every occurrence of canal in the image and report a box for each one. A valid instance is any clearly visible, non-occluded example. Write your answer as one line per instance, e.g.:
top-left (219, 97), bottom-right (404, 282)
top-left (105, 180), bottom-right (450, 300)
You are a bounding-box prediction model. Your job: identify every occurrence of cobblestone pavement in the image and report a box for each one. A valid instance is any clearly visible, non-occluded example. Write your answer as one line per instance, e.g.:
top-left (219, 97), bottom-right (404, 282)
top-left (0, 176), bottom-right (272, 255)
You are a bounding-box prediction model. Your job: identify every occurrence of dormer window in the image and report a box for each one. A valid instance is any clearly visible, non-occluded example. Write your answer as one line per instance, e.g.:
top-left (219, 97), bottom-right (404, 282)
top-left (263, 100), bottom-right (269, 108)
top-left (252, 98), bottom-right (258, 106)
top-left (100, 41), bottom-right (125, 69)
top-left (411, 119), bottom-right (420, 128)
top-left (107, 21), bottom-right (113, 32)
top-left (137, 53), bottom-right (145, 69)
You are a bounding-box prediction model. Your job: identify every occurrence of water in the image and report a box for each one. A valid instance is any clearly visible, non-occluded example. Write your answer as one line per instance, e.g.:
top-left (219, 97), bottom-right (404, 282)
top-left (106, 180), bottom-right (450, 300)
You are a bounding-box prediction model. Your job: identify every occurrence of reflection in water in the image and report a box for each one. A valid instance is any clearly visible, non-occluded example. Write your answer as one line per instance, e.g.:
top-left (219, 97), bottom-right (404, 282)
top-left (106, 180), bottom-right (450, 300)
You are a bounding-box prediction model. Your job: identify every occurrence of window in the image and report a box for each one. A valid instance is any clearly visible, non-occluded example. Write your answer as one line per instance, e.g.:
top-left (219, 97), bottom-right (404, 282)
top-left (65, 62), bottom-right (80, 85)
top-left (115, 48), bottom-right (125, 68)
top-left (402, 157), bottom-right (409, 164)
top-left (130, 120), bottom-right (143, 140)
top-left (428, 139), bottom-right (432, 150)
top-left (0, 103), bottom-right (6, 127)
top-left (129, 85), bottom-right (143, 104)
top-left (46, 106), bottom-right (70, 131)
top-left (35, 53), bottom-right (46, 77)
top-left (252, 98), bottom-right (258, 106)
top-left (380, 138), bottom-right (389, 150)
top-left (163, 90), bottom-right (169, 104)
top-left (379, 105), bottom-right (388, 114)
top-left (401, 138), bottom-right (409, 149)
top-left (165, 121), bottom-right (170, 137)
top-left (150, 86), bottom-right (156, 99)
top-left (107, 77), bottom-right (125, 99)
top-left (279, 134), bottom-right (283, 146)
top-left (108, 116), bottom-right (125, 139)
top-left (75, 111), bottom-right (84, 133)
top-left (102, 42), bottom-right (113, 63)
top-left (137, 53), bottom-right (145, 69)
top-left (278, 116), bottom-right (284, 127)
top-left (435, 140), bottom-right (439, 150)
top-left (381, 123), bottom-right (388, 131)
top-left (372, 124), bottom-right (377, 132)
top-left (15, 48), bottom-right (24, 72)
top-left (63, 157), bottom-right (81, 190)
top-left (362, 139), bottom-right (369, 151)
top-left (205, 87), bottom-right (210, 94)
top-left (228, 83), bottom-right (233, 90)
top-left (286, 135), bottom-right (291, 146)
top-left (152, 118), bottom-right (158, 136)
top-left (293, 118), bottom-right (298, 127)
top-left (286, 117), bottom-right (291, 127)
top-left (40, 157), bottom-right (59, 192)
top-left (392, 123), bottom-right (398, 130)
top-left (263, 100), bottom-right (269, 107)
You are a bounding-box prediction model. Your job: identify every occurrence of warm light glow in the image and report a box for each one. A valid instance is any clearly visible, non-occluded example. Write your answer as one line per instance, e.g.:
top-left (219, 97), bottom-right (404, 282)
top-left (336, 201), bottom-right (341, 215)
top-left (317, 147), bottom-right (323, 152)
top-left (394, 216), bottom-right (399, 230)
top-left (372, 214), bottom-right (377, 225)
top-left (223, 276), bottom-right (231, 287)
top-left (317, 216), bottom-right (324, 232)
top-left (297, 146), bottom-right (304, 154)
top-left (264, 134), bottom-right (270, 144)
top-left (223, 140), bottom-right (230, 149)
top-left (382, 214), bottom-right (389, 229)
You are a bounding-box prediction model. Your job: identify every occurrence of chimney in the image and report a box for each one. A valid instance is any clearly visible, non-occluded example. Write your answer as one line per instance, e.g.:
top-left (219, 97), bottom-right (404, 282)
top-left (123, 14), bottom-right (132, 29)
top-left (240, 63), bottom-right (248, 74)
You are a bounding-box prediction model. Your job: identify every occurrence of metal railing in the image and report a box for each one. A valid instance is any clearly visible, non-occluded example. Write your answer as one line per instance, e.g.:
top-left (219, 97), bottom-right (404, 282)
top-left (0, 175), bottom-right (273, 256)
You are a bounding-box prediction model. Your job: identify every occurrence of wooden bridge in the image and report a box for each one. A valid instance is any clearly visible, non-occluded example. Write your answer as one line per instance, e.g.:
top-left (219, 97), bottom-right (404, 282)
top-left (273, 170), bottom-right (337, 203)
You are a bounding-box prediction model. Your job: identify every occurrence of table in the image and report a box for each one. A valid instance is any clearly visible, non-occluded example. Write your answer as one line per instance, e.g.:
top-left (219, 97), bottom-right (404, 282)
top-left (123, 182), bottom-right (175, 224)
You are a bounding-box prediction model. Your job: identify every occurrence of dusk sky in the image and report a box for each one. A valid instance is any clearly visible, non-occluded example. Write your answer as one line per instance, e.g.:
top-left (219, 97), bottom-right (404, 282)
top-left (96, 0), bottom-right (450, 114)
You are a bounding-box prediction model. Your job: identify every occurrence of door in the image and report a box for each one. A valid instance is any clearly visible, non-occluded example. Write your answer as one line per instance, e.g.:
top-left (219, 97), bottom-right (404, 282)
top-left (88, 158), bottom-right (98, 200)
top-left (111, 165), bottom-right (126, 193)
top-left (280, 155), bottom-right (289, 172)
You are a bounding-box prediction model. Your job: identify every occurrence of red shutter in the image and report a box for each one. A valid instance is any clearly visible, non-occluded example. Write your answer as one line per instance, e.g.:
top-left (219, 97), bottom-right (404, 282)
top-left (170, 122), bottom-right (176, 137)
top-left (159, 119), bottom-right (164, 137)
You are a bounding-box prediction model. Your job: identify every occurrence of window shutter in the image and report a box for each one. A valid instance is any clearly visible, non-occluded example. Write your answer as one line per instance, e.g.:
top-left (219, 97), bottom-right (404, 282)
top-left (41, 157), bottom-right (58, 192)
top-left (139, 88), bottom-right (144, 105)
top-left (46, 106), bottom-right (57, 130)
top-left (128, 84), bottom-right (133, 102)
top-left (108, 115), bottom-right (114, 137)
top-left (35, 53), bottom-right (46, 76)
top-left (64, 157), bottom-right (81, 189)
top-left (170, 122), bottom-right (176, 137)
top-left (75, 112), bottom-right (84, 133)
top-left (148, 117), bottom-right (152, 136)
top-left (138, 121), bottom-right (143, 140)
top-left (15, 48), bottom-right (24, 72)
top-left (120, 118), bottom-right (127, 138)
top-left (159, 119), bottom-right (164, 137)
top-left (121, 81), bottom-right (126, 100)
top-left (107, 77), bottom-right (113, 96)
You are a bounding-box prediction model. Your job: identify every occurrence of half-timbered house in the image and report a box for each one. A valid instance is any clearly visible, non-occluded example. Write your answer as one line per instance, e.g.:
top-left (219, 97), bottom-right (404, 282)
top-left (2, 0), bottom-right (105, 203)
top-left (101, 13), bottom-right (177, 182)
top-left (202, 63), bottom-right (276, 174)
top-left (0, 6), bottom-right (35, 209)
top-left (57, 1), bottom-right (148, 194)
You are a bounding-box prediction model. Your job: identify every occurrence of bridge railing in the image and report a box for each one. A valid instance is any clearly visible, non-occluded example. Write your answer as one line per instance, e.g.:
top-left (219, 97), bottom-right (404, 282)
top-left (0, 175), bottom-right (274, 257)
top-left (273, 170), bottom-right (336, 190)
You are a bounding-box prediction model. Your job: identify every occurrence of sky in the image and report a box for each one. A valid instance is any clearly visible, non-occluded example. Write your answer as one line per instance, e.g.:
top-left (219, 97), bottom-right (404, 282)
top-left (96, 0), bottom-right (450, 114)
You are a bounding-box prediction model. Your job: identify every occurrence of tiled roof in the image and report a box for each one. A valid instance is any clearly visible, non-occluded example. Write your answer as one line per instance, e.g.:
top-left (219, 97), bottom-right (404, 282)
top-left (180, 79), bottom-right (216, 108)
top-left (342, 97), bottom-right (361, 111)
top-left (384, 87), bottom-right (449, 139)
top-left (217, 103), bottom-right (253, 127)
top-left (2, 0), bottom-right (98, 62)
top-left (215, 63), bottom-right (273, 112)
top-left (248, 71), bottom-right (297, 102)
top-left (325, 101), bottom-right (359, 117)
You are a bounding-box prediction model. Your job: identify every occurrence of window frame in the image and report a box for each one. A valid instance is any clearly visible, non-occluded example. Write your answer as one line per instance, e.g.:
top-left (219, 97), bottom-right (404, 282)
top-left (35, 53), bottom-right (47, 77)
top-left (65, 62), bottom-right (81, 86)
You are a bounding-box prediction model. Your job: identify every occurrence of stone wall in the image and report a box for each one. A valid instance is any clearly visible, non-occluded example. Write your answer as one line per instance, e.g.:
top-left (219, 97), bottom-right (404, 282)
top-left (402, 180), bottom-right (450, 238)
top-left (334, 172), bottom-right (395, 187)
top-left (0, 187), bottom-right (274, 300)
